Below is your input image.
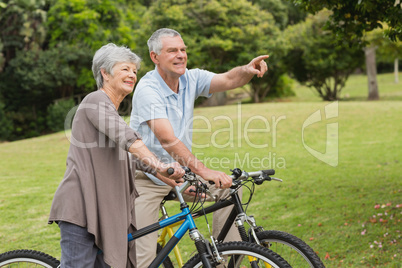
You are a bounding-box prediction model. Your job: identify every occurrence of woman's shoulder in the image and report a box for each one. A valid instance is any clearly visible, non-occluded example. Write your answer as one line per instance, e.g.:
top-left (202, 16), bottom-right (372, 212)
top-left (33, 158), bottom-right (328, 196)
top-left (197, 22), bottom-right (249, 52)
top-left (82, 90), bottom-right (110, 104)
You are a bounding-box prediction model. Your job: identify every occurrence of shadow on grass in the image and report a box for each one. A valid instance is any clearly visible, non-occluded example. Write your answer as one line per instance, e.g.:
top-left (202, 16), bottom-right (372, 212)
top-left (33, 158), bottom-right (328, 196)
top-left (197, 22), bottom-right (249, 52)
top-left (341, 95), bottom-right (402, 102)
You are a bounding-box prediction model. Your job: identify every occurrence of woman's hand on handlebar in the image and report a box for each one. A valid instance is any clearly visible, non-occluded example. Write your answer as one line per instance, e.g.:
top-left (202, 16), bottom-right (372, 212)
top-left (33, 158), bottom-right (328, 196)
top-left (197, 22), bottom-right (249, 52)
top-left (158, 162), bottom-right (185, 180)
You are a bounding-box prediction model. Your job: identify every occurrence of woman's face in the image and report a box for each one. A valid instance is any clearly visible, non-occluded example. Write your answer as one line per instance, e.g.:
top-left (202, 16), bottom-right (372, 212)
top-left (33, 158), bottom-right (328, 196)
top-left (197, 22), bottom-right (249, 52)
top-left (104, 62), bottom-right (138, 95)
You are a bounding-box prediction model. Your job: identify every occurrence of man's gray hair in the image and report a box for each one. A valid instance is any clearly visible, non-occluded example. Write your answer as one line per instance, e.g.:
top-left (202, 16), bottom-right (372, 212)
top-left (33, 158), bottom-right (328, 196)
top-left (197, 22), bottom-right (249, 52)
top-left (147, 28), bottom-right (182, 55)
top-left (92, 43), bottom-right (141, 89)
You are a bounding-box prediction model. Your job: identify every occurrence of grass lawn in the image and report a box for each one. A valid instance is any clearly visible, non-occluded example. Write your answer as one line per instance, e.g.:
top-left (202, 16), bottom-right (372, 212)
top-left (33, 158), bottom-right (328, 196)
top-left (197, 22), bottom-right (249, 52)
top-left (0, 72), bottom-right (401, 267)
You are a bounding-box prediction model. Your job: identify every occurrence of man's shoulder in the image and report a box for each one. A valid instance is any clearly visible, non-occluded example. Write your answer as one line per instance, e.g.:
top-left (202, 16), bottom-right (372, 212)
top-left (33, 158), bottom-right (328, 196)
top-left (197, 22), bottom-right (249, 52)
top-left (135, 72), bottom-right (162, 94)
top-left (185, 68), bottom-right (215, 82)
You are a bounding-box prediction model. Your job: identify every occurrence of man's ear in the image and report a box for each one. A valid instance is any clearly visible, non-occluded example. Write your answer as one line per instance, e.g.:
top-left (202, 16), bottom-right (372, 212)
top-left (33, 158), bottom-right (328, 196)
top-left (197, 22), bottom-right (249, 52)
top-left (150, 51), bottom-right (159, 65)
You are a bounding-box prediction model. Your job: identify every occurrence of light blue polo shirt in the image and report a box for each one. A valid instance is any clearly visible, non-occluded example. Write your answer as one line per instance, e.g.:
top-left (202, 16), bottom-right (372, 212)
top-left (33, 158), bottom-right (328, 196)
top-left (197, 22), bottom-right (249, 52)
top-left (130, 67), bottom-right (215, 185)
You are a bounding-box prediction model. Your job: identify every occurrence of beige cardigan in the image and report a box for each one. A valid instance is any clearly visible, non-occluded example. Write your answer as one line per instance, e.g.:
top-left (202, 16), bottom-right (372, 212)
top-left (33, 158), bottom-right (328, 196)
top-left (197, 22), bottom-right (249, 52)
top-left (49, 90), bottom-right (155, 268)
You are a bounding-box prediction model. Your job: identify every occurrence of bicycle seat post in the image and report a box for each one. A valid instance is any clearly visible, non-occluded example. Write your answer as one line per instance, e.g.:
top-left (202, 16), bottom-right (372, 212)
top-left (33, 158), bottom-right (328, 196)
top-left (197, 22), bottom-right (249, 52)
top-left (159, 203), bottom-right (168, 220)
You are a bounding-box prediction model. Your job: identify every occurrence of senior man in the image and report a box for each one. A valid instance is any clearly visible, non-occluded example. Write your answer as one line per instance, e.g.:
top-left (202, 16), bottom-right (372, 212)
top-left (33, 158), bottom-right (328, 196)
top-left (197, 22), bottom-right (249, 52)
top-left (130, 28), bottom-right (269, 267)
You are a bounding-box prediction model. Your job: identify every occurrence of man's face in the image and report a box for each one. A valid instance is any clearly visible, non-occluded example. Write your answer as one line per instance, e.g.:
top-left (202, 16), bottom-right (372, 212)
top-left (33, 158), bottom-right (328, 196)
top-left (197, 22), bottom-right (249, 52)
top-left (156, 36), bottom-right (187, 79)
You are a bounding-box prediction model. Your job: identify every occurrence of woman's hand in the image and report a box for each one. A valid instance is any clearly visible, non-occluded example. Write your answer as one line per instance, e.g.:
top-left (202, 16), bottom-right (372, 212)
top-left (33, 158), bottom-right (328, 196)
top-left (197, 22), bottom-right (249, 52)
top-left (158, 162), bottom-right (185, 181)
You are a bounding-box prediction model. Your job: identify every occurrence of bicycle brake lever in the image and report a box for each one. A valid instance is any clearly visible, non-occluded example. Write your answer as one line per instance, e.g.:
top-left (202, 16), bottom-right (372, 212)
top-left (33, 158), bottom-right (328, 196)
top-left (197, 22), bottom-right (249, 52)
top-left (270, 177), bottom-right (283, 182)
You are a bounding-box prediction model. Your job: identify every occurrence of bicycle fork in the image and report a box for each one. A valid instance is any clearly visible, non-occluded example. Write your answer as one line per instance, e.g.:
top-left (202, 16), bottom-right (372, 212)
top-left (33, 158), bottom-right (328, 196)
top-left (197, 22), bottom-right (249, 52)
top-left (235, 213), bottom-right (273, 268)
top-left (189, 229), bottom-right (225, 268)
top-left (235, 212), bottom-right (262, 244)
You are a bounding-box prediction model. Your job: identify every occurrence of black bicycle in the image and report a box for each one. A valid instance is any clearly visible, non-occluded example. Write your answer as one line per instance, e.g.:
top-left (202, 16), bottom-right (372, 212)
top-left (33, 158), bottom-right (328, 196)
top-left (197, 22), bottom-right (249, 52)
top-left (158, 167), bottom-right (325, 268)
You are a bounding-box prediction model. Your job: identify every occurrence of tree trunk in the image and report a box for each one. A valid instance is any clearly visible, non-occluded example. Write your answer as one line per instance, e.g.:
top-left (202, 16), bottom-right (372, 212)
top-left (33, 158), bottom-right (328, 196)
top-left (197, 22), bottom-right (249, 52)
top-left (253, 91), bottom-right (260, 103)
top-left (364, 46), bottom-right (379, 100)
top-left (395, 58), bottom-right (399, 84)
top-left (204, 91), bottom-right (226, 106)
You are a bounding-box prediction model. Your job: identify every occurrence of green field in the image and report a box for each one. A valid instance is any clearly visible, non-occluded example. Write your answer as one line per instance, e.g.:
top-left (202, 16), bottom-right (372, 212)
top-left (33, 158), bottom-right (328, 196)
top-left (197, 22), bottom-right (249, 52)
top-left (0, 73), bottom-right (401, 267)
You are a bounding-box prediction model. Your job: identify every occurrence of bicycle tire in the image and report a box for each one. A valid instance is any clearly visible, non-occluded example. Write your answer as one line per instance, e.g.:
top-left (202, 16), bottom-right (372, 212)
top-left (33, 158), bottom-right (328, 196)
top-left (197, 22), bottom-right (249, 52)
top-left (156, 243), bottom-right (175, 268)
top-left (253, 230), bottom-right (325, 268)
top-left (182, 241), bottom-right (291, 268)
top-left (0, 249), bottom-right (60, 268)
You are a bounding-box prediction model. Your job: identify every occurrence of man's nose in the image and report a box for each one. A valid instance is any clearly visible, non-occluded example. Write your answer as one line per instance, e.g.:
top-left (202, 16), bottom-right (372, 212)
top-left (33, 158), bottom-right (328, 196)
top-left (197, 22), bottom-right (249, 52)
top-left (177, 50), bottom-right (186, 58)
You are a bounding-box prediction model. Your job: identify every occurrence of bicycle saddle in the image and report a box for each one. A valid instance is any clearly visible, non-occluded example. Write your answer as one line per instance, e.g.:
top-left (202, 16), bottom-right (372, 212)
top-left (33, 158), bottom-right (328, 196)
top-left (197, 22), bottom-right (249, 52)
top-left (163, 191), bottom-right (177, 201)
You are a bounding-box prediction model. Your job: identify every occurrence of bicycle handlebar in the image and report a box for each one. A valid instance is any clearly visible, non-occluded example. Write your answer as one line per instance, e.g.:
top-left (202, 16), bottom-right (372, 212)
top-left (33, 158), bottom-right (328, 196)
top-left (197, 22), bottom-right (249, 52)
top-left (171, 167), bottom-right (281, 192)
top-left (165, 167), bottom-right (282, 206)
top-left (167, 167), bottom-right (174, 175)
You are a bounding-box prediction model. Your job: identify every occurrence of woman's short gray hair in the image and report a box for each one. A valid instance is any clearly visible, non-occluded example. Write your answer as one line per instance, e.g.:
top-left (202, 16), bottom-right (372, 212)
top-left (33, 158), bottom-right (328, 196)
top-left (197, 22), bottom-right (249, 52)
top-left (147, 28), bottom-right (182, 55)
top-left (92, 43), bottom-right (141, 89)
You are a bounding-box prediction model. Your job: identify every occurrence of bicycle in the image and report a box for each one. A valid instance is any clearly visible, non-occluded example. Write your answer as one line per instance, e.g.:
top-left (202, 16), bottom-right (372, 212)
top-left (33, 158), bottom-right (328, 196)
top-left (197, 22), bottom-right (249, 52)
top-left (0, 168), bottom-right (292, 268)
top-left (157, 168), bottom-right (325, 268)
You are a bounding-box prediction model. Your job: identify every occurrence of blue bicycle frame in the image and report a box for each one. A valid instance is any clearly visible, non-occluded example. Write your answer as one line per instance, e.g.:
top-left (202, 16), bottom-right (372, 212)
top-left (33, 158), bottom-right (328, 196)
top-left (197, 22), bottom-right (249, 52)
top-left (127, 183), bottom-right (199, 268)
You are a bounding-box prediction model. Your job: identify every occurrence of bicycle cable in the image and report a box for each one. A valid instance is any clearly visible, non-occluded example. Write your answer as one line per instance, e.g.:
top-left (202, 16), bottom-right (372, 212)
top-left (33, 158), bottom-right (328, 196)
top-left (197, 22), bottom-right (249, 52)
top-left (238, 178), bottom-right (256, 214)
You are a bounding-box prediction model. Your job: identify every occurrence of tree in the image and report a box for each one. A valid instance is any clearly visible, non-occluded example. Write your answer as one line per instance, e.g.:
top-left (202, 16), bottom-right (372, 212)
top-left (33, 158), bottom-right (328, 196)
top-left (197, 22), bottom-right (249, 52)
top-left (46, 0), bottom-right (145, 51)
top-left (0, 0), bottom-right (147, 140)
top-left (0, 0), bottom-right (50, 139)
top-left (251, 0), bottom-right (308, 28)
top-left (364, 45), bottom-right (379, 100)
top-left (369, 27), bottom-right (402, 84)
top-left (0, 0), bottom-right (47, 69)
top-left (361, 27), bottom-right (402, 100)
top-left (250, 0), bottom-right (289, 30)
top-left (0, 46), bottom-right (91, 138)
top-left (136, 0), bottom-right (286, 104)
top-left (294, 0), bottom-right (402, 42)
top-left (294, 0), bottom-right (402, 100)
top-left (0, 101), bottom-right (13, 140)
top-left (284, 10), bottom-right (364, 101)
top-left (46, 0), bottom-right (146, 95)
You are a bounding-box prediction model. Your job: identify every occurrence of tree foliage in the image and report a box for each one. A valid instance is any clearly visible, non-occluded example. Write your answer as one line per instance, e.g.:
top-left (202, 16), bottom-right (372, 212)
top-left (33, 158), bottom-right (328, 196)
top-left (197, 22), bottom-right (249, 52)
top-left (46, 0), bottom-right (145, 51)
top-left (45, 0), bottom-right (146, 94)
top-left (136, 0), bottom-right (287, 103)
top-left (285, 10), bottom-right (364, 101)
top-left (0, 0), bottom-right (47, 69)
top-left (294, 0), bottom-right (402, 42)
top-left (1, 0), bottom-right (390, 140)
top-left (0, 101), bottom-right (13, 140)
top-left (367, 27), bottom-right (402, 63)
top-left (0, 0), bottom-right (145, 140)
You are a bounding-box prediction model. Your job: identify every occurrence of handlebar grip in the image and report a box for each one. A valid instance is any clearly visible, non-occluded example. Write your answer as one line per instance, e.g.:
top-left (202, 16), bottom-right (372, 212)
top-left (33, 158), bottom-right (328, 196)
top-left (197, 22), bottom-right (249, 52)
top-left (167, 168), bottom-right (174, 175)
top-left (262, 169), bottom-right (275, 176)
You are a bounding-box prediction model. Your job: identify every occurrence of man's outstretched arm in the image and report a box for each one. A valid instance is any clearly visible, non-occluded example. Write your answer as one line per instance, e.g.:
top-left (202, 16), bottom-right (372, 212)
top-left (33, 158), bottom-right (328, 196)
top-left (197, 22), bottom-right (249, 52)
top-left (209, 55), bottom-right (269, 93)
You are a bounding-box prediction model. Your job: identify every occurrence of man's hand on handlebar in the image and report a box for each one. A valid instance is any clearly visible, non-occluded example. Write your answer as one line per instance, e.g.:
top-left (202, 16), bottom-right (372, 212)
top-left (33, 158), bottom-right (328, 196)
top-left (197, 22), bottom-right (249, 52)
top-left (198, 168), bottom-right (232, 189)
top-left (179, 184), bottom-right (207, 198)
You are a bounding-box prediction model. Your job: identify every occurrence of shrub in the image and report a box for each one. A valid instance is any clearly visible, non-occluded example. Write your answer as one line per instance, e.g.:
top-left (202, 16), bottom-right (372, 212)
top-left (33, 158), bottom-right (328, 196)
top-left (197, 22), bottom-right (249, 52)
top-left (268, 74), bottom-right (295, 98)
top-left (0, 102), bottom-right (13, 140)
top-left (46, 99), bottom-right (76, 132)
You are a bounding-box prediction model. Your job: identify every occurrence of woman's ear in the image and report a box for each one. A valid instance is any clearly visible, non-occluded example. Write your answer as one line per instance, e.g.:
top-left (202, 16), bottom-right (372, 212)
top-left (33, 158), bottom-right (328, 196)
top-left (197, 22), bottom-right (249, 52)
top-left (101, 68), bottom-right (109, 81)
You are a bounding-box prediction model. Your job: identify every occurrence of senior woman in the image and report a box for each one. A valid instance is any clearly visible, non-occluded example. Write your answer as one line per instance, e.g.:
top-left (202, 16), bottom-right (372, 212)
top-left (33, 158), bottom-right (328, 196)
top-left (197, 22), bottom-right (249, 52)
top-left (48, 43), bottom-right (184, 268)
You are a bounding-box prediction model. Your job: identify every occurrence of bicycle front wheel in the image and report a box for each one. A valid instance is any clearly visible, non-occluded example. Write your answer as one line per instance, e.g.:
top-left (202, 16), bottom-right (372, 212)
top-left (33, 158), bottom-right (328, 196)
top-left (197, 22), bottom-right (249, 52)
top-left (0, 250), bottom-right (60, 268)
top-left (182, 241), bottom-right (291, 268)
top-left (254, 230), bottom-right (325, 268)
